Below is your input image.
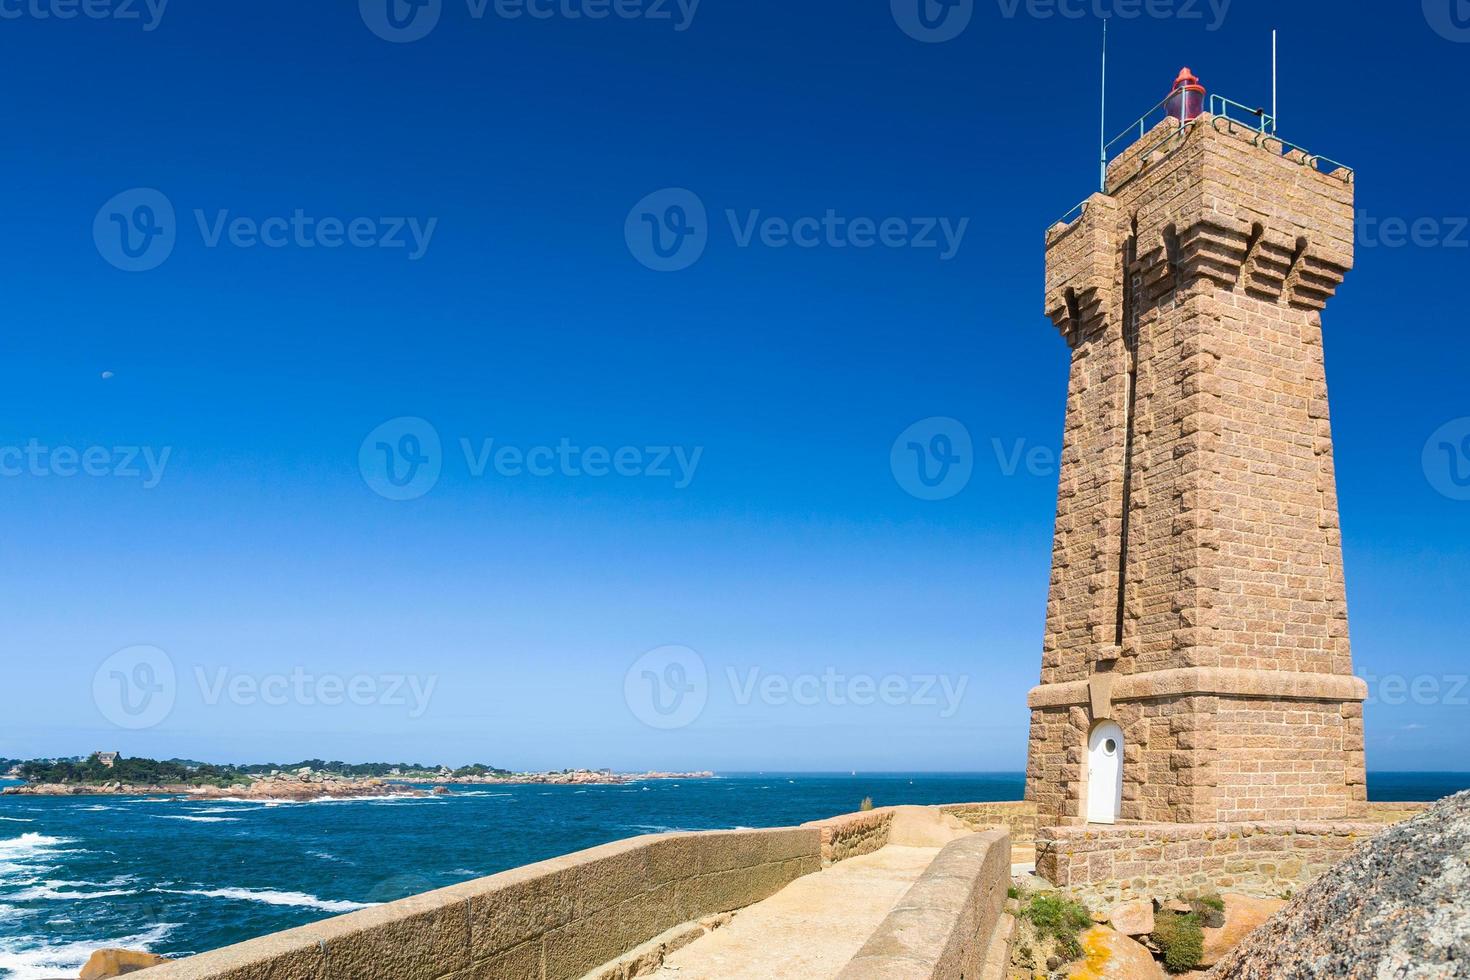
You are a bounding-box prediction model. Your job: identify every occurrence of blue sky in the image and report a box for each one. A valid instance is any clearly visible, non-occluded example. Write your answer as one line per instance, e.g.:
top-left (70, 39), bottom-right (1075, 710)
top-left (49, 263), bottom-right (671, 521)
top-left (2, 0), bottom-right (1467, 772)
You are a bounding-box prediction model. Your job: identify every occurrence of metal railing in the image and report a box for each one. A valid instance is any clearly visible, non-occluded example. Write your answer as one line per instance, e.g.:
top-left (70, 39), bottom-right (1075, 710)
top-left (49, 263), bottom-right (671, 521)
top-left (1048, 92), bottom-right (1353, 233)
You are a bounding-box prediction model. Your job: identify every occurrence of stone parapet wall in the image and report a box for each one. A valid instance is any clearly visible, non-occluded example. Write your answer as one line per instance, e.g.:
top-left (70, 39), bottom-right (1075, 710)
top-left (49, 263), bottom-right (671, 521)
top-left (805, 801), bottom-right (1038, 864)
top-left (129, 827), bottom-right (820, 980)
top-left (939, 802), bottom-right (1038, 845)
top-left (803, 807), bottom-right (897, 864)
top-left (1037, 819), bottom-right (1381, 910)
top-left (837, 830), bottom-right (1012, 980)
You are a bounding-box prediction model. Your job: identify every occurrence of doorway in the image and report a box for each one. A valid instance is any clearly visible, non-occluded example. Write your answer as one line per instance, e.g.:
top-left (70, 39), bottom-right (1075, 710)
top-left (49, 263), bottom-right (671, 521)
top-left (1087, 721), bottom-right (1125, 824)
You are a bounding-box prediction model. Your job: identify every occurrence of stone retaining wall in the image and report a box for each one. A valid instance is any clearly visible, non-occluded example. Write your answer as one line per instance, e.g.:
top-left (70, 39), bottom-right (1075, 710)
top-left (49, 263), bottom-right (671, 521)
top-left (939, 801), bottom-right (1038, 845)
top-left (806, 801), bottom-right (1037, 864)
top-left (836, 830), bottom-right (1012, 980)
top-left (130, 827), bottom-right (820, 980)
top-left (1037, 819), bottom-right (1382, 909)
top-left (803, 807), bottom-right (897, 864)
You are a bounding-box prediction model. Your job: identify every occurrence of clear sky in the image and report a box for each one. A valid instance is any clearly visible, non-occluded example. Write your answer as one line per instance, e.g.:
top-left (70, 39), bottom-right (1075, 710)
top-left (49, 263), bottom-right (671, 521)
top-left (2, 0), bottom-right (1467, 773)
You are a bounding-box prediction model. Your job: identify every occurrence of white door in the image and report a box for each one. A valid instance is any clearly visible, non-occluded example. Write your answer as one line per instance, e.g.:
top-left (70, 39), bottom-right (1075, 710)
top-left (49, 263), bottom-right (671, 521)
top-left (1087, 722), bottom-right (1124, 824)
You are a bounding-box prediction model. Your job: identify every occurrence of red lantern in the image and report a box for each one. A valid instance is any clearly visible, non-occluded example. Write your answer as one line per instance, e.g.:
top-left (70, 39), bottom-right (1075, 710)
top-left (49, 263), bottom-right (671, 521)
top-left (1165, 67), bottom-right (1206, 123)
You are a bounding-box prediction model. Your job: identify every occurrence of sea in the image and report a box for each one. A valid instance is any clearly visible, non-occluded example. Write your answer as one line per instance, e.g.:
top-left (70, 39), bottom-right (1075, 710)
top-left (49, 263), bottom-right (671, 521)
top-left (1, 771), bottom-right (1465, 980)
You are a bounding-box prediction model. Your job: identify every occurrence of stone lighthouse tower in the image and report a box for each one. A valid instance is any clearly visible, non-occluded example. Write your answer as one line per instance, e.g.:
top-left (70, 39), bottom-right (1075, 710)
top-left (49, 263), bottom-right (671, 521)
top-left (1026, 70), bottom-right (1368, 830)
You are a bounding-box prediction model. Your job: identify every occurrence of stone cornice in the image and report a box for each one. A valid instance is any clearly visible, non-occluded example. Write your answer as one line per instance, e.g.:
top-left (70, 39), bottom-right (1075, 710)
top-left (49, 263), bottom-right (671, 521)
top-left (1027, 667), bottom-right (1368, 709)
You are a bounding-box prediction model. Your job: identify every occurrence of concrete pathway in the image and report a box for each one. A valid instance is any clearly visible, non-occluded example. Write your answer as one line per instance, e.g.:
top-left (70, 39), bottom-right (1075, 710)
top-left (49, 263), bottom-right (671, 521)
top-left (651, 845), bottom-right (940, 980)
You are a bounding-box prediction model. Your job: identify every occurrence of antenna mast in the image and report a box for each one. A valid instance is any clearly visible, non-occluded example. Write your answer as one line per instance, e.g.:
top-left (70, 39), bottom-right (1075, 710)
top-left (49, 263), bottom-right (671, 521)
top-left (1272, 29), bottom-right (1278, 134)
top-left (1099, 19), bottom-right (1108, 192)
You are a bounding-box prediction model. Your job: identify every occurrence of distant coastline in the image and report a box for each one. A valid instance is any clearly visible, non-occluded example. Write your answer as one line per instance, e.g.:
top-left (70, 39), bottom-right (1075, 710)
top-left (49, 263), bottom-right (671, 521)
top-left (0, 753), bottom-right (714, 800)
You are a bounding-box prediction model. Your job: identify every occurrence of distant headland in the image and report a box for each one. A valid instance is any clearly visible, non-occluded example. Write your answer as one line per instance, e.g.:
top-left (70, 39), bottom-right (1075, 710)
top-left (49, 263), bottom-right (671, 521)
top-left (0, 753), bottom-right (713, 800)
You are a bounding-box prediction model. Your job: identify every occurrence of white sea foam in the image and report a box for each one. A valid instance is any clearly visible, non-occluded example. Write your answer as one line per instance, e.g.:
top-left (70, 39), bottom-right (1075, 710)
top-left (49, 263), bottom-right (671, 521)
top-left (75, 805), bottom-right (117, 812)
top-left (0, 835), bottom-right (75, 862)
top-left (0, 921), bottom-right (176, 980)
top-left (157, 815), bottom-right (239, 823)
top-left (189, 806), bottom-right (262, 813)
top-left (152, 887), bottom-right (377, 913)
top-left (0, 817), bottom-right (34, 823)
top-left (8, 883), bottom-right (139, 901)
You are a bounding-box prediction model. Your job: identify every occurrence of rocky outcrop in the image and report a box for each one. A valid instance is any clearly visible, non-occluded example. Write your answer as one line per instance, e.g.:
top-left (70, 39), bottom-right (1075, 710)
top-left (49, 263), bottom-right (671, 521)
top-left (1108, 899), bottom-right (1155, 937)
top-left (2, 776), bottom-right (427, 801)
top-left (78, 949), bottom-right (171, 978)
top-left (1066, 926), bottom-right (1166, 979)
top-left (1209, 790), bottom-right (1470, 978)
top-left (1197, 895), bottom-right (1284, 968)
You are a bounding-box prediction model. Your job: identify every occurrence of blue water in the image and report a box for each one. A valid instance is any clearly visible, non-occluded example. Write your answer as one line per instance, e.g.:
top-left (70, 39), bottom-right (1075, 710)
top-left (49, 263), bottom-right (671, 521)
top-left (0, 772), bottom-right (1464, 979)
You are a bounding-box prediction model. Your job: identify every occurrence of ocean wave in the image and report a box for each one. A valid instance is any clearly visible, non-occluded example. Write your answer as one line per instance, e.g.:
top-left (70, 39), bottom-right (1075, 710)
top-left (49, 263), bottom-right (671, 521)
top-left (152, 887), bottom-right (377, 913)
top-left (449, 791), bottom-right (512, 798)
top-left (622, 824), bottom-right (693, 834)
top-left (8, 883), bottom-right (139, 901)
top-left (0, 835), bottom-right (76, 862)
top-left (74, 805), bottom-right (119, 812)
top-left (157, 816), bottom-right (240, 823)
top-left (0, 817), bottom-right (34, 823)
top-left (306, 851), bottom-right (353, 865)
top-left (0, 921), bottom-right (176, 980)
top-left (188, 806), bottom-right (262, 813)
